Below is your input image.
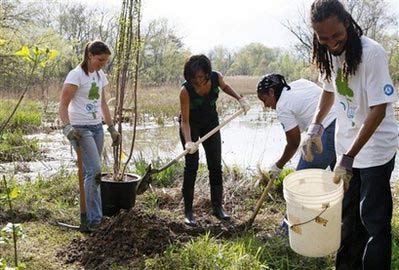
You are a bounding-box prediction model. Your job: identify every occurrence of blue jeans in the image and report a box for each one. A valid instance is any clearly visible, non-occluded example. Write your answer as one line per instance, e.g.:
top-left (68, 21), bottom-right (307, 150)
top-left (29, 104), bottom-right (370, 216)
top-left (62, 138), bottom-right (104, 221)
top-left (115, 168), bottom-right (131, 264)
top-left (72, 123), bottom-right (104, 225)
top-left (297, 120), bottom-right (336, 170)
top-left (336, 155), bottom-right (395, 270)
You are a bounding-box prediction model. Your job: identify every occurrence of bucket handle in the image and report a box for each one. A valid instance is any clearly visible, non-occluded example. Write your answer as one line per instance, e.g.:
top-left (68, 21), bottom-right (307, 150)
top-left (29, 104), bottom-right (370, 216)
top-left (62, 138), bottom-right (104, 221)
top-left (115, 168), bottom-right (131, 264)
top-left (284, 203), bottom-right (330, 235)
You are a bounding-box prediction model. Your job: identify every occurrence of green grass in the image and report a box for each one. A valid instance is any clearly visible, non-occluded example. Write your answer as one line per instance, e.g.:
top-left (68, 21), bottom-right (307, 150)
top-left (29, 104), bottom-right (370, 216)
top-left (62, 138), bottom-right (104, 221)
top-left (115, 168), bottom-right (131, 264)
top-left (274, 168), bottom-right (295, 195)
top-left (0, 222), bottom-right (82, 270)
top-left (1, 164), bottom-right (399, 269)
top-left (133, 153), bottom-right (184, 188)
top-left (145, 233), bottom-right (269, 270)
top-left (0, 170), bottom-right (82, 270)
top-left (0, 130), bottom-right (41, 162)
top-left (145, 232), bottom-right (335, 270)
top-left (0, 169), bottom-right (80, 223)
top-left (0, 100), bottom-right (42, 133)
top-left (145, 225), bottom-right (399, 270)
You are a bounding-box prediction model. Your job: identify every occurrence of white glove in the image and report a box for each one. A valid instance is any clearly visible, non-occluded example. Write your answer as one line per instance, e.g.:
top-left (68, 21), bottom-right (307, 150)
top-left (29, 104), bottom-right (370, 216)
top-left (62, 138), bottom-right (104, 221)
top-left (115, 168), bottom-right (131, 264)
top-left (300, 123), bottom-right (324, 162)
top-left (62, 124), bottom-right (80, 142)
top-left (185, 142), bottom-right (198, 154)
top-left (333, 155), bottom-right (354, 192)
top-left (269, 163), bottom-right (282, 180)
top-left (239, 97), bottom-right (250, 114)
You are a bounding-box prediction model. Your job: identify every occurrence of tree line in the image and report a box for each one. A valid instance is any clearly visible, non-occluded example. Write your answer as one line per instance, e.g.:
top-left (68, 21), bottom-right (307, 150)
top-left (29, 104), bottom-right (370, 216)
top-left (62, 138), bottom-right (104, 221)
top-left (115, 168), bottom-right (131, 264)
top-left (0, 0), bottom-right (398, 93)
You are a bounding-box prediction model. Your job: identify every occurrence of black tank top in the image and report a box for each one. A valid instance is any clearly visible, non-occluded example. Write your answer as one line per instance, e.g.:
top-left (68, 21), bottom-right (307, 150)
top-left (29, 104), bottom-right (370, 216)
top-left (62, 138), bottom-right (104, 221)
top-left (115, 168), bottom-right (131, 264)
top-left (181, 71), bottom-right (220, 127)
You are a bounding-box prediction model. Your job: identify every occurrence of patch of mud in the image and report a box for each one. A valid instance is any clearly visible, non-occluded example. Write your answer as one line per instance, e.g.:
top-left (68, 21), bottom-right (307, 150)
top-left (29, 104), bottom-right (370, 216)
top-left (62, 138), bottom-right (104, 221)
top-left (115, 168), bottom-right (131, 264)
top-left (59, 205), bottom-right (251, 269)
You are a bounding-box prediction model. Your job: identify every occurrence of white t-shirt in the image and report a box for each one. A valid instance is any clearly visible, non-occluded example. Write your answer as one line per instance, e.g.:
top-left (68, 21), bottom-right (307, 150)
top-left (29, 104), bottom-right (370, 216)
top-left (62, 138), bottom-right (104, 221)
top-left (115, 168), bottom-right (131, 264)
top-left (64, 66), bottom-right (109, 125)
top-left (276, 79), bottom-right (336, 133)
top-left (321, 36), bottom-right (398, 168)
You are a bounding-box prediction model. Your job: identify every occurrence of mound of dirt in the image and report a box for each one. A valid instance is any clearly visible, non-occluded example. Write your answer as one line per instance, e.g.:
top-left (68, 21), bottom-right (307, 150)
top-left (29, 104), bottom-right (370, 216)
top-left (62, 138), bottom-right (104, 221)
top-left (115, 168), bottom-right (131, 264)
top-left (59, 205), bottom-right (250, 269)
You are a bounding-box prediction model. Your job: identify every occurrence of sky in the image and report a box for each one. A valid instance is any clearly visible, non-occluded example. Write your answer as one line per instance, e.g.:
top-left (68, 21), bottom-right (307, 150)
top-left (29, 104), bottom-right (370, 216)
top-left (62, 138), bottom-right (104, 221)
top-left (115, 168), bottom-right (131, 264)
top-left (67, 0), bottom-right (399, 53)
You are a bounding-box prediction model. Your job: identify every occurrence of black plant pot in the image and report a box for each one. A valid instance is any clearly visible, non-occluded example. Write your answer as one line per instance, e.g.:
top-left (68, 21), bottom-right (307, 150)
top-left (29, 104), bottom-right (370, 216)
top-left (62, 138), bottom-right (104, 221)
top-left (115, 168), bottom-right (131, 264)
top-left (101, 173), bottom-right (140, 216)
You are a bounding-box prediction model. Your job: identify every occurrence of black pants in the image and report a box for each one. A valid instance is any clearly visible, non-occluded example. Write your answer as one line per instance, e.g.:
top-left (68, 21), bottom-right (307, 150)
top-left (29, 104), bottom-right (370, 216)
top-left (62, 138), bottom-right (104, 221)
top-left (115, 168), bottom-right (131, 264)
top-left (179, 121), bottom-right (222, 197)
top-left (336, 155), bottom-right (395, 270)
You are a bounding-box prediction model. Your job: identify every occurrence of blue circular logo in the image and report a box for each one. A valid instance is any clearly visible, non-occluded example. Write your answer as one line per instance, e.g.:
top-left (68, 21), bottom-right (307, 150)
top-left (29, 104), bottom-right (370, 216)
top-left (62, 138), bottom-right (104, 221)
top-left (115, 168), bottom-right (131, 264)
top-left (339, 101), bottom-right (347, 111)
top-left (86, 104), bottom-right (94, 112)
top-left (384, 84), bottom-right (394, 96)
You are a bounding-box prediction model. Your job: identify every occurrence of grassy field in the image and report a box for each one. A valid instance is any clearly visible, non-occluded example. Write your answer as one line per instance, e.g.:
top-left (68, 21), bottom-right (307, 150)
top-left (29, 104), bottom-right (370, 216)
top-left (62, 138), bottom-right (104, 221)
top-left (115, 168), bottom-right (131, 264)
top-left (0, 76), bottom-right (259, 126)
top-left (1, 164), bottom-right (399, 269)
top-left (1, 78), bottom-right (399, 269)
top-left (2, 76), bottom-right (397, 125)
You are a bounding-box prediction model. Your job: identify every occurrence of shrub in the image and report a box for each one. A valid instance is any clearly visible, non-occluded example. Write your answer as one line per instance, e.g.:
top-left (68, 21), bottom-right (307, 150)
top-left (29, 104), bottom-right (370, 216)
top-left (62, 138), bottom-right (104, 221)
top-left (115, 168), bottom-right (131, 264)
top-left (0, 131), bottom-right (41, 162)
top-left (0, 100), bottom-right (42, 133)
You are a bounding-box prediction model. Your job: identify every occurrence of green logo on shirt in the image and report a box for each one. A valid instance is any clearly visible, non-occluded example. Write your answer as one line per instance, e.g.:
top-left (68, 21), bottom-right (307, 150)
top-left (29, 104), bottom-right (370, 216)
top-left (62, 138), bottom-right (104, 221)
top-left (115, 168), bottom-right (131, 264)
top-left (87, 80), bottom-right (100, 119)
top-left (336, 68), bottom-right (354, 98)
top-left (88, 81), bottom-right (100, 100)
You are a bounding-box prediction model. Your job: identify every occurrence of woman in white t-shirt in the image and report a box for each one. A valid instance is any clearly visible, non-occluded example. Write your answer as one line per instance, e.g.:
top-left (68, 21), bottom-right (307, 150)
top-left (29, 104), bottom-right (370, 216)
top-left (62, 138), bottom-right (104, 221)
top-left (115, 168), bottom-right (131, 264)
top-left (257, 73), bottom-right (337, 177)
top-left (257, 73), bottom-right (337, 235)
top-left (59, 40), bottom-right (121, 232)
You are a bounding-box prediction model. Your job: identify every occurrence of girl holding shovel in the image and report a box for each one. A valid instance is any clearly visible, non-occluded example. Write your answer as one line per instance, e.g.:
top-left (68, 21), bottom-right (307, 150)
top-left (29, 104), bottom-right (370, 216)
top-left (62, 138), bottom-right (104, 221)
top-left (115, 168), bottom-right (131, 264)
top-left (59, 40), bottom-right (121, 232)
top-left (179, 54), bottom-right (250, 226)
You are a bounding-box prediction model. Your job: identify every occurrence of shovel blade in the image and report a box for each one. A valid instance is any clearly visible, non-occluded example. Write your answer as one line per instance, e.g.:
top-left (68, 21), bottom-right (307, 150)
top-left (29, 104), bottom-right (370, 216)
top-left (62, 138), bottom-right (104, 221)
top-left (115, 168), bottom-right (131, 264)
top-left (136, 164), bottom-right (154, 195)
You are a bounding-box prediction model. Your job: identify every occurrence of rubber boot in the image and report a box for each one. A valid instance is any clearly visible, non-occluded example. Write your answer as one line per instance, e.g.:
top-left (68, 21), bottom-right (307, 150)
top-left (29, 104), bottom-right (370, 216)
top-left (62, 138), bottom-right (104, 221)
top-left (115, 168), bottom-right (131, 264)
top-left (183, 188), bottom-right (197, 226)
top-left (211, 185), bottom-right (230, 220)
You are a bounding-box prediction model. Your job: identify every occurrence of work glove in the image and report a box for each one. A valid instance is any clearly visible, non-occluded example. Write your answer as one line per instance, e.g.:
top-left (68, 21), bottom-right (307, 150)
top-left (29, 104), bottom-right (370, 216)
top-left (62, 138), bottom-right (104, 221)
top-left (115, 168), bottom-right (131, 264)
top-left (300, 123), bottom-right (324, 162)
top-left (268, 163), bottom-right (282, 180)
top-left (184, 141), bottom-right (198, 154)
top-left (63, 124), bottom-right (80, 142)
top-left (333, 154), bottom-right (354, 192)
top-left (239, 97), bottom-right (251, 114)
top-left (107, 125), bottom-right (121, 146)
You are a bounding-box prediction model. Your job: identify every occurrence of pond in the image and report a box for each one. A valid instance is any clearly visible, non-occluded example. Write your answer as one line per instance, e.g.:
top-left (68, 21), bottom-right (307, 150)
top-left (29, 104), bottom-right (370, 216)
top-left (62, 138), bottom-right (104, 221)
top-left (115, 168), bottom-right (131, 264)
top-left (1, 99), bottom-right (398, 186)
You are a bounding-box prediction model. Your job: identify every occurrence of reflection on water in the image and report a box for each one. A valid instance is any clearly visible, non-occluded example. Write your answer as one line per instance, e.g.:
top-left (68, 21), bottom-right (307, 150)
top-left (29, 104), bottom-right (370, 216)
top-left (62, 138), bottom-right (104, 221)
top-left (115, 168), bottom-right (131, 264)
top-left (1, 100), bottom-right (399, 185)
top-left (123, 103), bottom-right (288, 173)
top-left (123, 102), bottom-right (399, 185)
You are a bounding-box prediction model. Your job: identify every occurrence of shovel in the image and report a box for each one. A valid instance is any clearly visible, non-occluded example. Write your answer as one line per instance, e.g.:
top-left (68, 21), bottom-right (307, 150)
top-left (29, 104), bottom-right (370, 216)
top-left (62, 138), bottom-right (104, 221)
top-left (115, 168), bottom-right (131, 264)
top-left (136, 108), bottom-right (245, 195)
top-left (58, 143), bottom-right (89, 232)
top-left (244, 168), bottom-right (275, 230)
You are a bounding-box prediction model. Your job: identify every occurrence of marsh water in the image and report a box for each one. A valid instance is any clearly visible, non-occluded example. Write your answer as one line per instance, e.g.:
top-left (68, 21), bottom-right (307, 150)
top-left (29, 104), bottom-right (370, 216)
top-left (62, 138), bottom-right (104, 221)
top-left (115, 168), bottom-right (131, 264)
top-left (2, 99), bottom-right (399, 186)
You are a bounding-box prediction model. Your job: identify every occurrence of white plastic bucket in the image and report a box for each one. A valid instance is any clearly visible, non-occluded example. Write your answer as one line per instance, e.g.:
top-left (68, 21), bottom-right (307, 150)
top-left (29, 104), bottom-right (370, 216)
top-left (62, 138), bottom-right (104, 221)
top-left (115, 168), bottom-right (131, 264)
top-left (283, 169), bottom-right (343, 257)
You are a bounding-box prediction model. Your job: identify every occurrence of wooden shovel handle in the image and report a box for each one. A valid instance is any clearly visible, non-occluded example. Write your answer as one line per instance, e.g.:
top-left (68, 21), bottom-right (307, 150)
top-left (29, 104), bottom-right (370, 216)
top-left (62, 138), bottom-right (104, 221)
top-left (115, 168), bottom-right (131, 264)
top-left (155, 109), bottom-right (244, 172)
top-left (246, 173), bottom-right (275, 228)
top-left (76, 146), bottom-right (86, 215)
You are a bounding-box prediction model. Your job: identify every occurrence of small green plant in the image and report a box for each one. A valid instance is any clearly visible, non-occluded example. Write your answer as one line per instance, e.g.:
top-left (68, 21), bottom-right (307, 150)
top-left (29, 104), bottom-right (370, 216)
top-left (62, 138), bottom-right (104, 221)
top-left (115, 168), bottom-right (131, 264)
top-left (0, 176), bottom-right (26, 270)
top-left (133, 154), bottom-right (183, 187)
top-left (0, 100), bottom-right (41, 133)
top-left (0, 169), bottom-right (79, 223)
top-left (145, 233), bottom-right (269, 270)
top-left (141, 191), bottom-right (159, 215)
top-left (274, 168), bottom-right (295, 194)
top-left (0, 130), bottom-right (40, 162)
top-left (0, 45), bottom-right (57, 135)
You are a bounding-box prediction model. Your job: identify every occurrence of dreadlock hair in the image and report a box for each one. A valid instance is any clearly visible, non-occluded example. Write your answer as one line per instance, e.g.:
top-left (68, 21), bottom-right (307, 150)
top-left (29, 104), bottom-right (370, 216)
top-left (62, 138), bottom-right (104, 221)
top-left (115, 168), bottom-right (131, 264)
top-left (183, 54), bottom-right (212, 85)
top-left (80, 40), bottom-right (111, 76)
top-left (257, 73), bottom-right (291, 102)
top-left (311, 0), bottom-right (363, 82)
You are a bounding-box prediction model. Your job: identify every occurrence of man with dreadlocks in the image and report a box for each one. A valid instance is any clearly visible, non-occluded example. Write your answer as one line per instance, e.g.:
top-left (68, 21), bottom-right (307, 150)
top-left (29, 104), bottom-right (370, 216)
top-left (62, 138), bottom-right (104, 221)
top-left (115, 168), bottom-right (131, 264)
top-left (302, 0), bottom-right (398, 269)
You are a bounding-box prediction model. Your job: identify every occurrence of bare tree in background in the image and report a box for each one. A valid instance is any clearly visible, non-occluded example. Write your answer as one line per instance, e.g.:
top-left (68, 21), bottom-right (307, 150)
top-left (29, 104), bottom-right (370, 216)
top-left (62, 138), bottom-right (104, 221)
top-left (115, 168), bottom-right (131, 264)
top-left (281, 4), bottom-right (313, 61)
top-left (282, 0), bottom-right (397, 62)
top-left (0, 0), bottom-right (34, 30)
top-left (346, 0), bottom-right (397, 41)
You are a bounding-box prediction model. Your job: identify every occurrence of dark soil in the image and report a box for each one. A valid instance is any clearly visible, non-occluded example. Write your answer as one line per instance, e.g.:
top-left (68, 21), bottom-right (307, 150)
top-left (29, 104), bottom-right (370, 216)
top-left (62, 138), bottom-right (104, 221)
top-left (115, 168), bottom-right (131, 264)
top-left (58, 201), bottom-right (254, 270)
